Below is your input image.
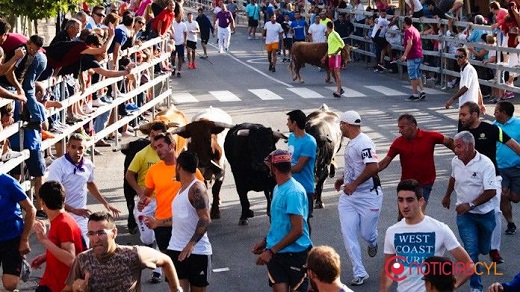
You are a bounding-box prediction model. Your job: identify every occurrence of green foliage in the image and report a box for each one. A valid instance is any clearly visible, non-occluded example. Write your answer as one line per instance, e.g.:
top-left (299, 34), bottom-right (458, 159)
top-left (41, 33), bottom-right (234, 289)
top-left (0, 0), bottom-right (102, 20)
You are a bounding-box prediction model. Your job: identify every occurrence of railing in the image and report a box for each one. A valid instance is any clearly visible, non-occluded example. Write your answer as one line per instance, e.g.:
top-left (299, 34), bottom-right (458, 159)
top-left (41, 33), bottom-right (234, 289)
top-left (339, 9), bottom-right (520, 95)
top-left (0, 36), bottom-right (173, 192)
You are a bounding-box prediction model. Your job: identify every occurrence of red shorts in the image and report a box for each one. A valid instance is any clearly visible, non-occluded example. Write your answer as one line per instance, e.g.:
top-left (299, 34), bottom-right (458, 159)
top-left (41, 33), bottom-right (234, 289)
top-left (328, 55), bottom-right (342, 70)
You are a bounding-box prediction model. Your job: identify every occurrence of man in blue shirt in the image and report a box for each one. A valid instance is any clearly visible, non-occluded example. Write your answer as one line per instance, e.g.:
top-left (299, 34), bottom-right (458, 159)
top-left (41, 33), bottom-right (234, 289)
top-left (0, 173), bottom-right (36, 291)
top-left (286, 110), bottom-right (317, 233)
top-left (252, 149), bottom-right (312, 292)
top-left (493, 101), bottom-right (520, 236)
top-left (290, 12), bottom-right (308, 42)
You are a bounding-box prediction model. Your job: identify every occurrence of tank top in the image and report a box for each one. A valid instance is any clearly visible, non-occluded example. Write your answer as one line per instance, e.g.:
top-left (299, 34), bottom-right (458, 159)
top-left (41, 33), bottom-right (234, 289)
top-left (167, 179), bottom-right (212, 255)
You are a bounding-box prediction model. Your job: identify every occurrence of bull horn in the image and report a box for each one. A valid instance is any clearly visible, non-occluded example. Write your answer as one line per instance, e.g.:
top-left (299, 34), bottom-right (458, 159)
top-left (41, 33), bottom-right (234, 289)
top-left (237, 129), bottom-right (250, 136)
top-left (213, 122), bottom-right (234, 128)
top-left (169, 125), bottom-right (186, 135)
top-left (273, 131), bottom-right (288, 140)
top-left (167, 122), bottom-right (180, 128)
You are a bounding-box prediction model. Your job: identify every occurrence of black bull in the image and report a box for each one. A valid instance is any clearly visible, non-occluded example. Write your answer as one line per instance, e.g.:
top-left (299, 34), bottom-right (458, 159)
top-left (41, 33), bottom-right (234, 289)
top-left (305, 106), bottom-right (343, 208)
top-left (224, 123), bottom-right (286, 225)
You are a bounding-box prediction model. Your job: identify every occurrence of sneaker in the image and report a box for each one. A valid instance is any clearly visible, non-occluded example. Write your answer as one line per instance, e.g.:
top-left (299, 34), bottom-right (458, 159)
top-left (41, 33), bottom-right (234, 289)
top-left (92, 99), bottom-right (107, 107)
top-left (192, 62), bottom-right (196, 69)
top-left (248, 36), bottom-right (252, 40)
top-left (419, 92), bottom-right (426, 100)
top-left (503, 91), bottom-right (515, 100)
top-left (83, 103), bottom-right (95, 114)
top-left (506, 222), bottom-right (517, 235)
top-left (125, 103), bottom-right (139, 112)
top-left (149, 272), bottom-right (162, 284)
top-left (269, 64), bottom-right (273, 71)
top-left (177, 72), bottom-right (181, 78)
top-left (36, 210), bottom-right (48, 219)
top-left (368, 243), bottom-right (378, 257)
top-left (1, 150), bottom-right (23, 162)
top-left (445, 11), bottom-right (455, 19)
top-left (272, 67), bottom-right (276, 72)
top-left (100, 95), bottom-right (113, 104)
top-left (333, 92), bottom-right (342, 98)
top-left (405, 95), bottom-right (420, 102)
top-left (377, 63), bottom-right (387, 71)
top-left (350, 275), bottom-right (369, 286)
top-left (490, 249), bottom-right (505, 264)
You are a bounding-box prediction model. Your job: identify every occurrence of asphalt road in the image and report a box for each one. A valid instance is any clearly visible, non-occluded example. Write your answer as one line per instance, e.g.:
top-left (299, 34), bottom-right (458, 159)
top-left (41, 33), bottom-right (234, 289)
top-left (7, 21), bottom-right (520, 292)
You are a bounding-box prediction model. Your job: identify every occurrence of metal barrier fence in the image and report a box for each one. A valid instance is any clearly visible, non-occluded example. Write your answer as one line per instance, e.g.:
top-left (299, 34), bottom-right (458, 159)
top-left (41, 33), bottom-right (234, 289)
top-left (339, 9), bottom-right (520, 95)
top-left (0, 36), bottom-right (173, 192)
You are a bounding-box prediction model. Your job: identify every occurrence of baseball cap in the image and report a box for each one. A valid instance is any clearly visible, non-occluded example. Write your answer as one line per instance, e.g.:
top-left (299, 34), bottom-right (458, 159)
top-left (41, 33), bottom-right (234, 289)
top-left (264, 149), bottom-right (292, 165)
top-left (340, 110), bottom-right (361, 126)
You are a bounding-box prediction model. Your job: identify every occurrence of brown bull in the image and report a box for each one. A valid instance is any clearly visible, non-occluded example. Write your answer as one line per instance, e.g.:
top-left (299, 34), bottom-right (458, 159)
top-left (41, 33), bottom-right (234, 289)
top-left (135, 106), bottom-right (188, 156)
top-left (289, 42), bottom-right (351, 84)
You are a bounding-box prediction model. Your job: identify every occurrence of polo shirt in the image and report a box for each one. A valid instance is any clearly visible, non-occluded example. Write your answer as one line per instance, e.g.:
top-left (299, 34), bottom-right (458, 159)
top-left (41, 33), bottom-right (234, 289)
top-left (387, 129), bottom-right (445, 186)
top-left (493, 117), bottom-right (520, 169)
top-left (451, 151), bottom-right (498, 214)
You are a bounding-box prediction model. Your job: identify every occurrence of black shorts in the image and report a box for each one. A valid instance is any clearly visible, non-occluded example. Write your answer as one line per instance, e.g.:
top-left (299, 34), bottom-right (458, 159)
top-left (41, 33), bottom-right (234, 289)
top-left (154, 226), bottom-right (171, 251)
top-left (166, 250), bottom-right (211, 287)
top-left (201, 34), bottom-right (209, 44)
top-left (267, 248), bottom-right (310, 290)
top-left (172, 44), bottom-right (185, 57)
top-left (0, 237), bottom-right (23, 276)
top-left (186, 40), bottom-right (197, 50)
top-left (10, 149), bottom-right (45, 177)
top-left (248, 17), bottom-right (259, 28)
top-left (283, 38), bottom-right (293, 50)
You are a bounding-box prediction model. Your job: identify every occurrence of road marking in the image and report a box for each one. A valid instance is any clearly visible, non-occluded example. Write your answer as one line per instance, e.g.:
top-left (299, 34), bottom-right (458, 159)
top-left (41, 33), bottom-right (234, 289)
top-left (208, 43), bottom-right (293, 88)
top-left (402, 85), bottom-right (447, 95)
top-left (325, 86), bottom-right (366, 97)
top-left (365, 85), bottom-right (407, 96)
top-left (209, 90), bottom-right (242, 102)
top-left (287, 87), bottom-right (324, 98)
top-left (172, 92), bottom-right (198, 103)
top-left (249, 89), bottom-right (283, 100)
top-left (213, 267), bottom-right (230, 272)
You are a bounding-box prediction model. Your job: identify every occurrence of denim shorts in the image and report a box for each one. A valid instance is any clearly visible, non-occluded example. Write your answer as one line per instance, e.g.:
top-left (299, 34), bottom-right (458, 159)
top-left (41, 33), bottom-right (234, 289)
top-left (407, 58), bottom-right (423, 80)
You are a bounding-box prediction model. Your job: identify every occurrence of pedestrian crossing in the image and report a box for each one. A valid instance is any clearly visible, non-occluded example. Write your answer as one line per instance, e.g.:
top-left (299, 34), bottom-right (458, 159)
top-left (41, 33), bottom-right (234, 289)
top-left (171, 85), bottom-right (447, 104)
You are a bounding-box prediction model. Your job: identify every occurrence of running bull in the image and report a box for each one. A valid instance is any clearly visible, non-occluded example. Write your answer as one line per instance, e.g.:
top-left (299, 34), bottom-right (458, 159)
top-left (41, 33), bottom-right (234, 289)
top-left (289, 42), bottom-right (351, 84)
top-left (224, 123), bottom-right (287, 225)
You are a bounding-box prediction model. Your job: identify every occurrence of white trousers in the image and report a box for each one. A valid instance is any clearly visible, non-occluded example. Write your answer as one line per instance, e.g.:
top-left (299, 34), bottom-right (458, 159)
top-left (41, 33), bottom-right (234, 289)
top-left (491, 176), bottom-right (502, 250)
top-left (218, 26), bottom-right (231, 52)
top-left (133, 198), bottom-right (162, 275)
top-left (71, 213), bottom-right (89, 247)
top-left (338, 187), bottom-right (383, 278)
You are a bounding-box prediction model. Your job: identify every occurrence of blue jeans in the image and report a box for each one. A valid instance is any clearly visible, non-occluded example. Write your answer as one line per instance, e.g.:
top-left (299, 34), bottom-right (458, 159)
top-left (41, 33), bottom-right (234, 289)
top-left (456, 211), bottom-right (496, 291)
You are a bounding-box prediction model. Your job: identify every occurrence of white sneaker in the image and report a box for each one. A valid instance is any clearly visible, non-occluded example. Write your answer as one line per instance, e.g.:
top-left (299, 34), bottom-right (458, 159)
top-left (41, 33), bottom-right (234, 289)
top-left (2, 150), bottom-right (23, 162)
top-left (121, 131), bottom-right (133, 137)
top-left (83, 103), bottom-right (95, 114)
top-left (92, 99), bottom-right (107, 107)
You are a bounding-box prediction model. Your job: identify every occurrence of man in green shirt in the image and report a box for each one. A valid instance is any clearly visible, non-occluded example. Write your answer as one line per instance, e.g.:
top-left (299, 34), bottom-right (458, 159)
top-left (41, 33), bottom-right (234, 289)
top-left (322, 22), bottom-right (345, 98)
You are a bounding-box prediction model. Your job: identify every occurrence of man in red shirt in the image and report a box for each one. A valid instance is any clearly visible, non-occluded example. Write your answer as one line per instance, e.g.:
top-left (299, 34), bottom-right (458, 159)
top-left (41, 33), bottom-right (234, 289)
top-left (31, 181), bottom-right (86, 292)
top-left (378, 114), bottom-right (454, 217)
top-left (152, 0), bottom-right (176, 37)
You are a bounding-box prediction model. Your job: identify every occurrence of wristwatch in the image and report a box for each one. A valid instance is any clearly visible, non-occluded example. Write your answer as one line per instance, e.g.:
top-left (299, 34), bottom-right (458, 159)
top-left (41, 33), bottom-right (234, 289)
top-left (469, 202), bottom-right (476, 210)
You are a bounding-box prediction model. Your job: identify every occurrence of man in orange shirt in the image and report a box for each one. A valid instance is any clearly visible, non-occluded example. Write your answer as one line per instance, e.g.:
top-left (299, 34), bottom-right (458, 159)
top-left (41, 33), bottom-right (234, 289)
top-left (137, 133), bottom-right (203, 252)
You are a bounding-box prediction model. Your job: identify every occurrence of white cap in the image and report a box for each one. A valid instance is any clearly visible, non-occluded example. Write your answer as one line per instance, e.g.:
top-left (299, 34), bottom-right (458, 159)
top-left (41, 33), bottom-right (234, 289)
top-left (340, 110), bottom-right (361, 126)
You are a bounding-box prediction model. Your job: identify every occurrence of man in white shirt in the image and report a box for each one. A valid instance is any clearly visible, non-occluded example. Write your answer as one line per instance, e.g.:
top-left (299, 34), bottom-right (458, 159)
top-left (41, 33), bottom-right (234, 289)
top-left (47, 133), bottom-right (121, 246)
top-left (380, 179), bottom-right (472, 292)
top-left (185, 12), bottom-right (200, 69)
top-left (308, 17), bottom-right (326, 43)
top-left (445, 47), bottom-right (485, 116)
top-left (442, 131), bottom-right (498, 292)
top-left (172, 15), bottom-right (187, 78)
top-left (263, 14), bottom-right (284, 72)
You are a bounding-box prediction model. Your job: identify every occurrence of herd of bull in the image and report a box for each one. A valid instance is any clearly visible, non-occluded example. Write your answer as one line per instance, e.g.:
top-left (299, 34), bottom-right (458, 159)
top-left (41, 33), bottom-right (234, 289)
top-left (131, 104), bottom-right (343, 225)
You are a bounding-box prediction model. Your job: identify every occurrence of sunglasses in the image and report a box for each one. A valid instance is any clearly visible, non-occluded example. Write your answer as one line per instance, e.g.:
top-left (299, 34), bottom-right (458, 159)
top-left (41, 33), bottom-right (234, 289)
top-left (455, 55), bottom-right (466, 59)
top-left (94, 13), bottom-right (106, 17)
top-left (137, 21), bottom-right (145, 25)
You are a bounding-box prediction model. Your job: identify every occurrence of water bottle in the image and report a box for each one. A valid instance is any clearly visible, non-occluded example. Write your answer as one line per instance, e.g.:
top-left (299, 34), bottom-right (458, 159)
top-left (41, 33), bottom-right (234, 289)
top-left (138, 215), bottom-right (146, 232)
